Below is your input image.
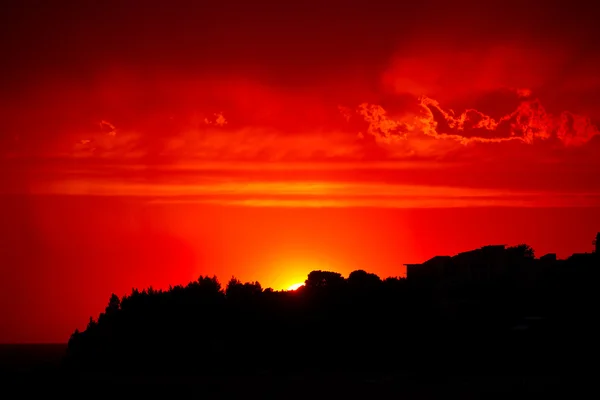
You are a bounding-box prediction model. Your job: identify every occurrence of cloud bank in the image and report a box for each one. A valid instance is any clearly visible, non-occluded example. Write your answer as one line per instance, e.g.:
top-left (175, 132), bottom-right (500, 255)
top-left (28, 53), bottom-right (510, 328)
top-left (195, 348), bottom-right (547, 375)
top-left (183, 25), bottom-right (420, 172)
top-left (2, 38), bottom-right (600, 208)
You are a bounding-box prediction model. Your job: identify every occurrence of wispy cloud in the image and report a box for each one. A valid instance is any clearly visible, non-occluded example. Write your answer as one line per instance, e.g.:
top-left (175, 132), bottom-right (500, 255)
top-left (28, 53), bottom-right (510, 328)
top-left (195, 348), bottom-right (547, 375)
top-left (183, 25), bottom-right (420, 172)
top-left (351, 93), bottom-right (599, 147)
top-left (27, 177), bottom-right (600, 208)
top-left (60, 90), bottom-right (600, 165)
top-left (159, 195), bottom-right (600, 209)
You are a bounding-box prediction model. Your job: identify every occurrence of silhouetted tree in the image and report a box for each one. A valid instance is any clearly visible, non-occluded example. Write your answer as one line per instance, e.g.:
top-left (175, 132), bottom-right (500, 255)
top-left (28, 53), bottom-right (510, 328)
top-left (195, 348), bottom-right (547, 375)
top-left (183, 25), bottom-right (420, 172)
top-left (507, 244), bottom-right (535, 259)
top-left (63, 239), bottom-right (600, 378)
top-left (86, 316), bottom-right (97, 330)
top-left (348, 269), bottom-right (382, 289)
top-left (197, 275), bottom-right (222, 294)
top-left (226, 277), bottom-right (243, 297)
top-left (305, 270), bottom-right (346, 289)
top-left (226, 277), bottom-right (262, 300)
top-left (105, 293), bottom-right (121, 315)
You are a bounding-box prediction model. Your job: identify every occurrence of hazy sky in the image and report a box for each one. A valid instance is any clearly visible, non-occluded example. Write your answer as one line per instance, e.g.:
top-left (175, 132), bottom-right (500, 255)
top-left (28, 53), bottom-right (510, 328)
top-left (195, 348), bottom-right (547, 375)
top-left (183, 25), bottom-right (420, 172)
top-left (1, 0), bottom-right (600, 342)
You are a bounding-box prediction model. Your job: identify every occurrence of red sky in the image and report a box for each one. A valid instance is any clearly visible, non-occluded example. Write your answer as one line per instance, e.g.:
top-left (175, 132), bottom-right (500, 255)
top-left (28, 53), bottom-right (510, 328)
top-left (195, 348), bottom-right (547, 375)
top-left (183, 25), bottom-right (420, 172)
top-left (1, 0), bottom-right (600, 342)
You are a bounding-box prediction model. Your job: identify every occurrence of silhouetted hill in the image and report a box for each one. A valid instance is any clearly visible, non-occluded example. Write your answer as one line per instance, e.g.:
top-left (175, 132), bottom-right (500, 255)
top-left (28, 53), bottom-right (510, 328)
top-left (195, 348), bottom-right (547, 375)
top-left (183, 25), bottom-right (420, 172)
top-left (62, 240), bottom-right (600, 383)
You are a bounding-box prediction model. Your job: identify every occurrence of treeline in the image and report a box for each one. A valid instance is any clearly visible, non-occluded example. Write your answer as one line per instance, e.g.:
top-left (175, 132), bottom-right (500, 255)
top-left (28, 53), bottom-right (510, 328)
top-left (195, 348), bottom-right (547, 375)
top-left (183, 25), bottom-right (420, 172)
top-left (65, 249), bottom-right (599, 377)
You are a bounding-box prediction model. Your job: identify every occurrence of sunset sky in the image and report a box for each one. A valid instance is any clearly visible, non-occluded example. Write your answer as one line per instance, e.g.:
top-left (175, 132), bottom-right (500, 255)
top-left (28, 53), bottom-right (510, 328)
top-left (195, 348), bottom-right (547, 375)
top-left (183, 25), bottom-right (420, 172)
top-left (1, 0), bottom-right (600, 343)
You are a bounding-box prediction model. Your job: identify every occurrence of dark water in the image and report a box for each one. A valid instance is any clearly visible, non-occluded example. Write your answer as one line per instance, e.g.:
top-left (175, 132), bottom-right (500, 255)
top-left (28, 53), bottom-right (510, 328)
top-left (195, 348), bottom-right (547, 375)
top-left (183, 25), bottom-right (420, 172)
top-left (0, 343), bottom-right (66, 372)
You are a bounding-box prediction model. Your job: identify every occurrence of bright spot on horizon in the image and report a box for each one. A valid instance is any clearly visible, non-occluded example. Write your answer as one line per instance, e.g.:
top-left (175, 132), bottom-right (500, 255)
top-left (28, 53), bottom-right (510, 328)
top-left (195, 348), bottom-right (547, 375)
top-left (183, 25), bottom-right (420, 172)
top-left (287, 282), bottom-right (305, 291)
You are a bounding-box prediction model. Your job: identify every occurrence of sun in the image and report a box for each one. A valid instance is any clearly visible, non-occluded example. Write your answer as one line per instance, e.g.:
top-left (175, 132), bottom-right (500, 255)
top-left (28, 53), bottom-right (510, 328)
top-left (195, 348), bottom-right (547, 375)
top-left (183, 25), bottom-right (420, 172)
top-left (287, 282), bottom-right (305, 291)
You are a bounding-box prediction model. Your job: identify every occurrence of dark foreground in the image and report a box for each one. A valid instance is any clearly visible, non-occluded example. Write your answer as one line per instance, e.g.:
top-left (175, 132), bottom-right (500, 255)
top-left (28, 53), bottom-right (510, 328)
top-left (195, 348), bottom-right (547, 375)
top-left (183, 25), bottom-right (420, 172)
top-left (1, 345), bottom-right (596, 399)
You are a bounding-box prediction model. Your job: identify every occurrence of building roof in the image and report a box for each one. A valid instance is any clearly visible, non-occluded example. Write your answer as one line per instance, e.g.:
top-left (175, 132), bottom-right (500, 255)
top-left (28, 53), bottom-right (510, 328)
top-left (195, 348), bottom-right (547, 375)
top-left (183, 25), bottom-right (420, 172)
top-left (404, 255), bottom-right (451, 268)
top-left (423, 255), bottom-right (452, 265)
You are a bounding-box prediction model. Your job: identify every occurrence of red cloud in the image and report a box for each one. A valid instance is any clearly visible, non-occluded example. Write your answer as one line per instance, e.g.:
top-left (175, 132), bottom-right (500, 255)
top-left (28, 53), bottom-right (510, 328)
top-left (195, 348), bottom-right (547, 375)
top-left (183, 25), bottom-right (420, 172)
top-left (350, 93), bottom-right (599, 148)
top-left (3, 66), bottom-right (599, 168)
top-left (382, 45), bottom-right (570, 103)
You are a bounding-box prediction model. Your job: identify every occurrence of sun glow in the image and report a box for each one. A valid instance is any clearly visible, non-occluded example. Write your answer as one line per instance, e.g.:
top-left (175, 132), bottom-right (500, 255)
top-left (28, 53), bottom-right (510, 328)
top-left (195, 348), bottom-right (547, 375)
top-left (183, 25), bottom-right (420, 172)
top-left (287, 282), bottom-right (305, 291)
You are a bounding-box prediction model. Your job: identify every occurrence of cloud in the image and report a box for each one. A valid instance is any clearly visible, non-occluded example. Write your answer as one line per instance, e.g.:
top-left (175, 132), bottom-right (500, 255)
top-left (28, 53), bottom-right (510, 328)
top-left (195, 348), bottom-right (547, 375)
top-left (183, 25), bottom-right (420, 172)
top-left (381, 45), bottom-right (571, 103)
top-left (27, 175), bottom-right (600, 209)
top-left (4, 59), bottom-right (599, 168)
top-left (349, 93), bottom-right (600, 148)
top-left (2, 64), bottom-right (599, 208)
top-left (153, 195), bottom-right (600, 209)
top-left (355, 104), bottom-right (409, 143)
top-left (8, 88), bottom-right (597, 168)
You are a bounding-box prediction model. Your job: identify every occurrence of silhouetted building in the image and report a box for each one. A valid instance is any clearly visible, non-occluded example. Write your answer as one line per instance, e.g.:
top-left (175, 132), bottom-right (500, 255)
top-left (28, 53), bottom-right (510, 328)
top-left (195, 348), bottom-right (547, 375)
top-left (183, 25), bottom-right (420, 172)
top-left (405, 255), bottom-right (451, 282)
top-left (540, 253), bottom-right (557, 262)
top-left (594, 232), bottom-right (599, 253)
top-left (566, 252), bottom-right (596, 265)
top-left (406, 245), bottom-right (512, 285)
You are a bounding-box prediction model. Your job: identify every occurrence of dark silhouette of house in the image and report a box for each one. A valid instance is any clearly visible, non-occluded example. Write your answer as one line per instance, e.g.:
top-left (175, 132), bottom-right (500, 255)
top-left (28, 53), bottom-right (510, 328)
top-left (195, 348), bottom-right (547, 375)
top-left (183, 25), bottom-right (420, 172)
top-left (565, 233), bottom-right (599, 267)
top-left (405, 244), bottom-right (514, 285)
top-left (539, 253), bottom-right (557, 262)
top-left (406, 235), bottom-right (599, 287)
top-left (405, 255), bottom-right (451, 282)
top-left (566, 252), bottom-right (597, 267)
